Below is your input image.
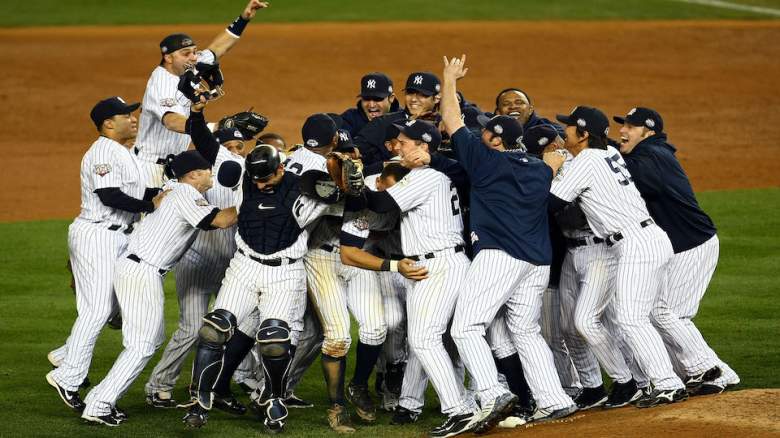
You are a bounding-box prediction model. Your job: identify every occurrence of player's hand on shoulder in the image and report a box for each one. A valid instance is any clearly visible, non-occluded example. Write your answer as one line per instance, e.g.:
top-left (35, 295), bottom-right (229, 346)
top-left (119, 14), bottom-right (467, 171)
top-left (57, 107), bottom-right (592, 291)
top-left (400, 149), bottom-right (430, 169)
top-left (399, 258), bottom-right (428, 281)
top-left (152, 189), bottom-right (172, 210)
top-left (243, 0), bottom-right (269, 20)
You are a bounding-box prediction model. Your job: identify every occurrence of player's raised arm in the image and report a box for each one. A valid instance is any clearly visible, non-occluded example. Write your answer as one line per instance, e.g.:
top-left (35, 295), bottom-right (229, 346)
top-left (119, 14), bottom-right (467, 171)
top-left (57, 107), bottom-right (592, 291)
top-left (440, 54), bottom-right (468, 136)
top-left (208, 0), bottom-right (269, 59)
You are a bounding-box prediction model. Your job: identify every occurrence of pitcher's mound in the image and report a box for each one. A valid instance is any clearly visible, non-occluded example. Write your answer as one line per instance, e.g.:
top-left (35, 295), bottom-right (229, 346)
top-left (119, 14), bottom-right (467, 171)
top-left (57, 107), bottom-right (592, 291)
top-left (489, 389), bottom-right (780, 437)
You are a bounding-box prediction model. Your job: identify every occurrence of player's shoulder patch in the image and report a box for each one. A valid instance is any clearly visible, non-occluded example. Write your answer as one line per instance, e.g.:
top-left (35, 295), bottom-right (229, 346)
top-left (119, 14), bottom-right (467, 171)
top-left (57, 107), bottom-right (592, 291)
top-left (94, 163), bottom-right (112, 177)
top-left (160, 98), bottom-right (176, 107)
top-left (353, 216), bottom-right (370, 231)
top-left (195, 198), bottom-right (210, 207)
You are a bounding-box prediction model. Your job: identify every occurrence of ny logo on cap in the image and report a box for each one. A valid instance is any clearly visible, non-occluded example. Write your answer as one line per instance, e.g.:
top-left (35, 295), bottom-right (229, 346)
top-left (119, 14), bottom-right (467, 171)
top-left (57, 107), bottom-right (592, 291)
top-left (405, 120), bottom-right (416, 127)
top-left (493, 124), bottom-right (504, 134)
top-left (413, 75), bottom-right (423, 85)
top-left (366, 79), bottom-right (376, 89)
top-left (234, 131), bottom-right (242, 138)
top-left (339, 132), bottom-right (349, 142)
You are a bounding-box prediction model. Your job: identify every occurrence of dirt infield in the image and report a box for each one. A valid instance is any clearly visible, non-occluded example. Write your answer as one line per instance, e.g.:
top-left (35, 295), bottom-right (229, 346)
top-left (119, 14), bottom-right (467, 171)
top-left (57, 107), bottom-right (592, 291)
top-left (490, 389), bottom-right (780, 438)
top-left (2, 20), bottom-right (779, 221)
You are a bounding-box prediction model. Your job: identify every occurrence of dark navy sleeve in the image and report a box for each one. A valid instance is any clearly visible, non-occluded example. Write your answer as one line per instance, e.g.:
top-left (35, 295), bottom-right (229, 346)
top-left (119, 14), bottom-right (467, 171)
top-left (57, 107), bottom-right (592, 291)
top-left (547, 193), bottom-right (572, 215)
top-left (185, 111), bottom-right (220, 166)
top-left (429, 153), bottom-right (470, 191)
top-left (95, 187), bottom-right (155, 213)
top-left (624, 153), bottom-right (664, 200)
top-left (339, 230), bottom-right (367, 248)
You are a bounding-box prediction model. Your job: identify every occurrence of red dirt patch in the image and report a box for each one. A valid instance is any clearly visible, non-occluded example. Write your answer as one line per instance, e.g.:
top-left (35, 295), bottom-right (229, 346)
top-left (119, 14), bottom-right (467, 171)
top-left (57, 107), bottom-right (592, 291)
top-left (2, 21), bottom-right (779, 221)
top-left (488, 389), bottom-right (780, 437)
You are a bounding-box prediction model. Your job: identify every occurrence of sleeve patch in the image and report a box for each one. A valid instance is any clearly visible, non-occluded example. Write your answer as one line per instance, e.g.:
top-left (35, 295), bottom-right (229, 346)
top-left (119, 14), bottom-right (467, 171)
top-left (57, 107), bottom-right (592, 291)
top-left (354, 217), bottom-right (370, 231)
top-left (160, 98), bottom-right (176, 107)
top-left (94, 164), bottom-right (112, 176)
top-left (195, 198), bottom-right (209, 207)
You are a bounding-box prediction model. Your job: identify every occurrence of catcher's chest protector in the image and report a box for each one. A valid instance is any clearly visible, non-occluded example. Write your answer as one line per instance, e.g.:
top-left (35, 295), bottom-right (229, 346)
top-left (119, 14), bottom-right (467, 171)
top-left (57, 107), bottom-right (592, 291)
top-left (238, 173), bottom-right (303, 255)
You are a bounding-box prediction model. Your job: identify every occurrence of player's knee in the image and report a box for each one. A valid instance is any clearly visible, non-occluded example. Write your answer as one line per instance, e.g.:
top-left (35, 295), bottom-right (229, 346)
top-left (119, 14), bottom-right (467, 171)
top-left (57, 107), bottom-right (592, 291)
top-left (198, 309), bottom-right (237, 345)
top-left (358, 322), bottom-right (387, 346)
top-left (408, 329), bottom-right (440, 352)
top-left (322, 337), bottom-right (351, 358)
top-left (256, 319), bottom-right (291, 358)
top-left (573, 311), bottom-right (597, 340)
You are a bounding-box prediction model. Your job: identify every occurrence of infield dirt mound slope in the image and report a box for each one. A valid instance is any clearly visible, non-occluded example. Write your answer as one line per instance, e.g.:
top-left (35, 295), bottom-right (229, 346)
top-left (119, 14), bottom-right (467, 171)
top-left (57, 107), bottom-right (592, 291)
top-left (2, 21), bottom-right (779, 221)
top-left (489, 389), bottom-right (780, 437)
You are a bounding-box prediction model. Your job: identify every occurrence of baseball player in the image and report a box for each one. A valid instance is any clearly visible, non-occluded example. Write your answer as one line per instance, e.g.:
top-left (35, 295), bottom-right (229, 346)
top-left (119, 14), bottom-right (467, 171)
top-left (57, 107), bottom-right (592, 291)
top-left (134, 0), bottom-right (267, 188)
top-left (80, 150), bottom-right (238, 426)
top-left (180, 144), bottom-right (342, 433)
top-left (615, 107), bottom-right (739, 394)
top-left (144, 98), bottom-right (249, 410)
top-left (492, 88), bottom-right (563, 135)
top-left (359, 119), bottom-right (480, 437)
top-left (46, 97), bottom-right (167, 413)
top-left (340, 72), bottom-right (399, 136)
top-left (545, 105), bottom-right (687, 408)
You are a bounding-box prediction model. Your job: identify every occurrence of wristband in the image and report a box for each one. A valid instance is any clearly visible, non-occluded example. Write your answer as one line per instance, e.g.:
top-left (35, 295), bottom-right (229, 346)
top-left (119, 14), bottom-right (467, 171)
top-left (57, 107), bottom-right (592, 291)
top-left (390, 260), bottom-right (399, 272)
top-left (380, 259), bottom-right (390, 271)
top-left (226, 15), bottom-right (249, 38)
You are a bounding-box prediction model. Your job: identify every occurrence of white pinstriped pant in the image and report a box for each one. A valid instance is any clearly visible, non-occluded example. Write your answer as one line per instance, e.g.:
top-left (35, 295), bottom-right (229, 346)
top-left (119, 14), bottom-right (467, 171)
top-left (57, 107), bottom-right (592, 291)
top-left (51, 221), bottom-right (127, 392)
top-left (304, 248), bottom-right (386, 357)
top-left (610, 225), bottom-right (683, 391)
top-left (451, 249), bottom-right (573, 410)
top-left (83, 256), bottom-right (167, 416)
top-left (652, 235), bottom-right (731, 376)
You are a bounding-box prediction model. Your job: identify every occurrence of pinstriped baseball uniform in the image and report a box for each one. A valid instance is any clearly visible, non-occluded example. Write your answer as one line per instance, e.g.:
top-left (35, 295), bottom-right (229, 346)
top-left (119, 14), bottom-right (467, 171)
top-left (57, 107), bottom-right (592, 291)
top-left (83, 182), bottom-right (220, 417)
top-left (135, 50), bottom-right (215, 188)
top-left (378, 166), bottom-right (475, 416)
top-left (551, 146), bottom-right (683, 391)
top-left (145, 147), bottom-right (243, 395)
top-left (540, 286), bottom-right (582, 396)
top-left (49, 136), bottom-right (145, 392)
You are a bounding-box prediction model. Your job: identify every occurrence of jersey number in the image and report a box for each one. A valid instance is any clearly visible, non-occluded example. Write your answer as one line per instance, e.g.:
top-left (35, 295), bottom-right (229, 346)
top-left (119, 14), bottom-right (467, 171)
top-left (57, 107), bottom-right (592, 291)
top-left (450, 182), bottom-right (460, 216)
top-left (293, 197), bottom-right (304, 218)
top-left (288, 162), bottom-right (304, 176)
top-left (604, 154), bottom-right (633, 186)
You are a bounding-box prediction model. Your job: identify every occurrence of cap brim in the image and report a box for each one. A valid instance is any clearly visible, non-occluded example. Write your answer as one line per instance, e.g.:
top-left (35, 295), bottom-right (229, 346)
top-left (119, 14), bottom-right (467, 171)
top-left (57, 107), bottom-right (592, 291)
top-left (124, 102), bottom-right (141, 113)
top-left (613, 116), bottom-right (626, 124)
top-left (391, 123), bottom-right (411, 138)
top-left (476, 114), bottom-right (492, 128)
top-left (403, 87), bottom-right (436, 97)
top-left (555, 114), bottom-right (574, 125)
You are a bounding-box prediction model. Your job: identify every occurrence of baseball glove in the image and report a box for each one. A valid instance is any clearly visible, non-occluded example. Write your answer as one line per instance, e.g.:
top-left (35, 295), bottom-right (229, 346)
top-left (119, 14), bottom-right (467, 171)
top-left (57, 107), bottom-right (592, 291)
top-left (177, 62), bottom-right (225, 103)
top-left (218, 109), bottom-right (269, 140)
top-left (326, 152), bottom-right (364, 195)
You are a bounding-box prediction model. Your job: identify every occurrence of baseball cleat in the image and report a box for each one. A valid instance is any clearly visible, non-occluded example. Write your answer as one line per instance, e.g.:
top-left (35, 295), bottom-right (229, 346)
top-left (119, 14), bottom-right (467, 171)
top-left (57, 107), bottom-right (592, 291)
top-left (528, 403), bottom-right (578, 423)
top-left (213, 392), bottom-right (247, 415)
top-left (182, 404), bottom-right (209, 428)
top-left (257, 398), bottom-right (289, 434)
top-left (327, 403), bottom-right (356, 433)
top-left (430, 411), bottom-right (481, 437)
top-left (346, 382), bottom-right (376, 422)
top-left (574, 385), bottom-right (608, 410)
top-left (284, 392), bottom-right (314, 408)
top-left (146, 391), bottom-right (178, 408)
top-left (635, 388), bottom-right (688, 408)
top-left (82, 412), bottom-right (123, 427)
top-left (46, 371), bottom-right (85, 412)
top-left (237, 378), bottom-right (260, 395)
top-left (391, 406), bottom-right (420, 425)
top-left (112, 405), bottom-right (128, 421)
top-left (685, 366), bottom-right (722, 391)
top-left (473, 392), bottom-right (517, 434)
top-left (605, 379), bottom-right (642, 408)
top-left (689, 383), bottom-right (726, 396)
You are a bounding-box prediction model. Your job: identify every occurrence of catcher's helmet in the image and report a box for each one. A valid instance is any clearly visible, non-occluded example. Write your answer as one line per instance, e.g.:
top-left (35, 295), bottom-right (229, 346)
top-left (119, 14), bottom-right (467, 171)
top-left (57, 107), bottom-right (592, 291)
top-left (245, 144), bottom-right (281, 181)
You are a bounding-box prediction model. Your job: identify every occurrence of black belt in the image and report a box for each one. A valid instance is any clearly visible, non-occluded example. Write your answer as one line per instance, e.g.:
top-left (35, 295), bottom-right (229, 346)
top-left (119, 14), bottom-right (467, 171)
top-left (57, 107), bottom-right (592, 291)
top-left (408, 245), bottom-right (464, 261)
top-left (108, 224), bottom-right (134, 235)
top-left (134, 148), bottom-right (168, 165)
top-left (319, 244), bottom-right (339, 253)
top-left (566, 236), bottom-right (604, 248)
top-left (127, 253), bottom-right (167, 275)
top-left (238, 249), bottom-right (297, 267)
top-left (606, 219), bottom-right (654, 247)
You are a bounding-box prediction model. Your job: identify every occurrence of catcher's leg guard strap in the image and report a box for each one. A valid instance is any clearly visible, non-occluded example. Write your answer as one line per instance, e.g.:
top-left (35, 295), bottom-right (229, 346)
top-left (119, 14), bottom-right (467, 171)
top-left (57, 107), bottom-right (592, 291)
top-left (257, 319), bottom-right (292, 398)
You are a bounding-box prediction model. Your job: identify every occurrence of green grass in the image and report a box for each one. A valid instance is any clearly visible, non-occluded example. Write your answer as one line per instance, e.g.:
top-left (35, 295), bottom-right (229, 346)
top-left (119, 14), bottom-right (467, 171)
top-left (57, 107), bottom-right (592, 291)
top-left (1, 0), bottom-right (779, 27)
top-left (0, 187), bottom-right (778, 436)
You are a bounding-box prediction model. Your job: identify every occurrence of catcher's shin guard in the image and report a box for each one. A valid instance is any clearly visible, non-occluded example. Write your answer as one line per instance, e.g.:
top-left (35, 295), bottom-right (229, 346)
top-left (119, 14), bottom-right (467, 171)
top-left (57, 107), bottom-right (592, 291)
top-left (189, 310), bottom-right (237, 409)
top-left (256, 319), bottom-right (292, 398)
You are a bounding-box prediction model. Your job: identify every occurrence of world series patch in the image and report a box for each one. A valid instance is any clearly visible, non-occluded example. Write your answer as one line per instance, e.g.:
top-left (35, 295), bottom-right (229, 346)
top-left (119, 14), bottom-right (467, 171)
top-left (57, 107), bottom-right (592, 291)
top-left (94, 163), bottom-right (112, 177)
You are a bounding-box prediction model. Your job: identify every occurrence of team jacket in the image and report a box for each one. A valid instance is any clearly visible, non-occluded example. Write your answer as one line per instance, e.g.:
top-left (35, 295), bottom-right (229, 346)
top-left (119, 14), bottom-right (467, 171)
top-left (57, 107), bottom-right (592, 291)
top-left (622, 133), bottom-right (716, 253)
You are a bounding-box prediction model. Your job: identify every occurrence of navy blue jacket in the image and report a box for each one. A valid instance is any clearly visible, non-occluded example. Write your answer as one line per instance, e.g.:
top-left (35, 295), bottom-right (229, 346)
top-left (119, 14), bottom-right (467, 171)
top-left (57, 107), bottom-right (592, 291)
top-left (340, 99), bottom-right (401, 138)
top-left (353, 110), bottom-right (409, 167)
top-left (450, 126), bottom-right (552, 265)
top-left (622, 133), bottom-right (716, 253)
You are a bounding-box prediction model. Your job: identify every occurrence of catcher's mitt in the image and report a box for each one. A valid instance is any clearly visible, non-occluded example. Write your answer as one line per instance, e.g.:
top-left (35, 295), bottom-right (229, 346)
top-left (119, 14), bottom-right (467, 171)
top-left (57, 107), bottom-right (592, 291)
top-left (326, 152), bottom-right (364, 195)
top-left (177, 62), bottom-right (225, 103)
top-left (218, 109), bottom-right (269, 140)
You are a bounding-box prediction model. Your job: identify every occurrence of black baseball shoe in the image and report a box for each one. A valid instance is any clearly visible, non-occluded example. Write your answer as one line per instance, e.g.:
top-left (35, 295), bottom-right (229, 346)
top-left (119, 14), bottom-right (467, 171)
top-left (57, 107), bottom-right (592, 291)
top-left (430, 411), bottom-right (481, 437)
top-left (46, 371), bottom-right (85, 412)
top-left (255, 398), bottom-right (289, 434)
top-left (685, 366), bottom-right (722, 391)
top-left (112, 405), bottom-right (128, 421)
top-left (213, 392), bottom-right (247, 415)
top-left (391, 406), bottom-right (420, 425)
top-left (574, 385), bottom-right (608, 410)
top-left (473, 392), bottom-right (518, 434)
top-left (284, 392), bottom-right (314, 408)
top-left (146, 392), bottom-right (177, 408)
top-left (82, 412), bottom-right (123, 427)
top-left (635, 388), bottom-right (688, 408)
top-left (605, 379), bottom-right (642, 408)
top-left (527, 403), bottom-right (578, 423)
top-left (689, 382), bottom-right (726, 396)
top-left (346, 382), bottom-right (376, 422)
top-left (182, 404), bottom-right (209, 428)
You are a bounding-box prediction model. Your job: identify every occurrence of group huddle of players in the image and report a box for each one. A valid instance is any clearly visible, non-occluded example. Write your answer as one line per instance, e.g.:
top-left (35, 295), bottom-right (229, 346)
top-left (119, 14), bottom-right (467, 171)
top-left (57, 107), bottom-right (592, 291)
top-left (45, 2), bottom-right (739, 437)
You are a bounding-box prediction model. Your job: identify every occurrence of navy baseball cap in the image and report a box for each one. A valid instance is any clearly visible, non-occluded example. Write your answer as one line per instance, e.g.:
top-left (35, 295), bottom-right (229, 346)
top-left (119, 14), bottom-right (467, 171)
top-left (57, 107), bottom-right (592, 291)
top-left (556, 106), bottom-right (610, 139)
top-left (522, 125), bottom-right (562, 157)
top-left (403, 72), bottom-right (441, 97)
top-left (614, 107), bottom-right (664, 133)
top-left (393, 119), bottom-right (442, 150)
top-left (170, 150), bottom-right (211, 178)
top-left (477, 114), bottom-right (524, 150)
top-left (359, 73), bottom-right (394, 99)
top-left (160, 33), bottom-right (195, 54)
top-left (302, 113), bottom-right (337, 148)
top-left (335, 129), bottom-right (355, 152)
top-left (90, 96), bottom-right (140, 129)
top-left (214, 127), bottom-right (244, 145)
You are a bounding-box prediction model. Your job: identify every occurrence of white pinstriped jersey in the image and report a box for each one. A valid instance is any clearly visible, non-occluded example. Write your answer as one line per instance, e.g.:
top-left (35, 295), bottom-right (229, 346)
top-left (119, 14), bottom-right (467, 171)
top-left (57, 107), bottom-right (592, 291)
top-left (126, 182), bottom-right (217, 270)
top-left (551, 146), bottom-right (651, 238)
top-left (385, 166), bottom-right (464, 256)
top-left (285, 147), bottom-right (327, 176)
top-left (76, 136), bottom-right (145, 225)
top-left (555, 158), bottom-right (598, 240)
top-left (135, 50), bottom-right (215, 161)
